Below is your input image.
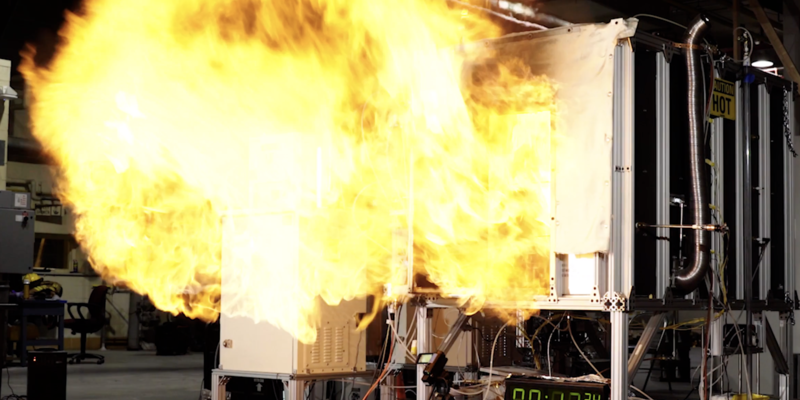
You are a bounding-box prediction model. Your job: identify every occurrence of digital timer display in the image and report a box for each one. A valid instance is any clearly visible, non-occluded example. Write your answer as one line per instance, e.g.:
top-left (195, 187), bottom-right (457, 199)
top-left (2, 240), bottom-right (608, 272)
top-left (504, 377), bottom-right (609, 400)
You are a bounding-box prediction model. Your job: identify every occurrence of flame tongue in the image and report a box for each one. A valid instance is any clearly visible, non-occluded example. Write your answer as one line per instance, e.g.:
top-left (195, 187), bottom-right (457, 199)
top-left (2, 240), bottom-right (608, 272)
top-left (21, 0), bottom-right (556, 342)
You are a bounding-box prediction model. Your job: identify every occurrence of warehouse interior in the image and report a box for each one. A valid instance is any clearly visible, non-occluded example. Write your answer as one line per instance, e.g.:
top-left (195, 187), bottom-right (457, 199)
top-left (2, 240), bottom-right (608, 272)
top-left (0, 0), bottom-right (798, 399)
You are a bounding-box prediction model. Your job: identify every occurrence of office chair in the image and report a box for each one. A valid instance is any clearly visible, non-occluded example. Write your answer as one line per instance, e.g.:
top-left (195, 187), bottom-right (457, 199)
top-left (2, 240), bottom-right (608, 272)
top-left (64, 285), bottom-right (109, 364)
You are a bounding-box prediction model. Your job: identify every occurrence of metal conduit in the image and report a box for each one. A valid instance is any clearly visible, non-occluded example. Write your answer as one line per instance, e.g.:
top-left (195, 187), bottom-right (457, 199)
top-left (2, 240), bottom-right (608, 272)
top-left (673, 15), bottom-right (712, 295)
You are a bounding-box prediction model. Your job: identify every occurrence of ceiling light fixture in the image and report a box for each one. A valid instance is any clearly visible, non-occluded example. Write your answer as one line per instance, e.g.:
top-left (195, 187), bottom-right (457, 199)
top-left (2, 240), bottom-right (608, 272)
top-left (752, 59), bottom-right (774, 68)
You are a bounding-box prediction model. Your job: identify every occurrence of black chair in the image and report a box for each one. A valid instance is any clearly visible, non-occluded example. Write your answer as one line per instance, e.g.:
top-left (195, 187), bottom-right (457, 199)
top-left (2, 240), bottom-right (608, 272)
top-left (64, 285), bottom-right (108, 364)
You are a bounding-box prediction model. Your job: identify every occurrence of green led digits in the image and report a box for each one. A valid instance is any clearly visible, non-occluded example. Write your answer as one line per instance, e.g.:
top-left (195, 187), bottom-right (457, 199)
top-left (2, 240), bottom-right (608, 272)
top-left (505, 381), bottom-right (607, 400)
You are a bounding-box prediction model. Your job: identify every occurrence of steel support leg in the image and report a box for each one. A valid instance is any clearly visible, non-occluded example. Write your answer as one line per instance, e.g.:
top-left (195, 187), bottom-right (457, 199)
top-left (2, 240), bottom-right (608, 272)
top-left (211, 371), bottom-right (222, 400)
top-left (416, 305), bottom-right (432, 400)
top-left (611, 311), bottom-right (629, 400)
top-left (287, 380), bottom-right (304, 400)
top-left (778, 316), bottom-right (792, 400)
top-left (381, 379), bottom-right (395, 400)
top-left (628, 313), bottom-right (665, 382)
top-left (438, 311), bottom-right (469, 354)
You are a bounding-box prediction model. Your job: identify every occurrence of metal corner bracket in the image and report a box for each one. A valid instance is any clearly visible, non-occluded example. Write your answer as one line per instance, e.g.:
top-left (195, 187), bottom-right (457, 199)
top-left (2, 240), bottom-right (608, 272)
top-left (602, 291), bottom-right (628, 312)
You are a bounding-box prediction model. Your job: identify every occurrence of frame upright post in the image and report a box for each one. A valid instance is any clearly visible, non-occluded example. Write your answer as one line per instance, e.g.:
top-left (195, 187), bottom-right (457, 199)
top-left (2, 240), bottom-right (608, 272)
top-left (610, 39), bottom-right (634, 400)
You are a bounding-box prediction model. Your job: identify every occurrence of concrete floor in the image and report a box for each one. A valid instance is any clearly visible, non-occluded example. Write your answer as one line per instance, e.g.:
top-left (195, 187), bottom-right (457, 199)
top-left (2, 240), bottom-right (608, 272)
top-left (0, 350), bottom-right (203, 400)
top-left (0, 347), bottom-right (734, 400)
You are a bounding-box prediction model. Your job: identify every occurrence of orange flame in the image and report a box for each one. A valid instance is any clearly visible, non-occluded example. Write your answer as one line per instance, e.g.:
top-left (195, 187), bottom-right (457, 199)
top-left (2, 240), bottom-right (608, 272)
top-left (20, 0), bottom-right (555, 343)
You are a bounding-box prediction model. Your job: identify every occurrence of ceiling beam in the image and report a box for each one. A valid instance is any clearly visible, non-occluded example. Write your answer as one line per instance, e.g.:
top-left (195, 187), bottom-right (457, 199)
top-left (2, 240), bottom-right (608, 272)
top-left (655, 0), bottom-right (783, 32)
top-left (656, 0), bottom-right (734, 26)
top-left (749, 0), bottom-right (800, 86)
top-left (785, 0), bottom-right (800, 21)
top-left (709, 0), bottom-right (784, 30)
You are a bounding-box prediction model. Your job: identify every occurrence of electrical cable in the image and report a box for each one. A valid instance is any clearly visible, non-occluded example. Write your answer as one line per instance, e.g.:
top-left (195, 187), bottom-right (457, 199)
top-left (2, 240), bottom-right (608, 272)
top-left (2, 366), bottom-right (24, 400)
top-left (566, 317), bottom-right (603, 377)
top-left (335, 379), bottom-right (371, 387)
top-left (347, 377), bottom-right (356, 400)
top-left (379, 386), bottom-right (418, 389)
top-left (629, 385), bottom-right (655, 400)
top-left (445, 0), bottom-right (548, 30)
top-left (482, 322), bottom-right (510, 400)
top-left (451, 387), bottom-right (487, 397)
top-left (361, 314), bottom-right (398, 400)
top-left (546, 315), bottom-right (565, 376)
top-left (471, 327), bottom-right (482, 368)
top-left (709, 361), bottom-right (726, 388)
top-left (750, 239), bottom-right (771, 280)
top-left (373, 326), bottom-right (391, 382)
top-left (529, 314), bottom-right (566, 367)
top-left (733, 27), bottom-right (755, 63)
top-left (632, 14), bottom-right (711, 48)
top-left (701, 273), bottom-right (713, 400)
top-left (702, 48), bottom-right (719, 158)
top-left (517, 326), bottom-right (541, 370)
top-left (387, 320), bottom-right (416, 360)
top-left (632, 14), bottom-right (686, 29)
top-left (720, 300), bottom-right (753, 397)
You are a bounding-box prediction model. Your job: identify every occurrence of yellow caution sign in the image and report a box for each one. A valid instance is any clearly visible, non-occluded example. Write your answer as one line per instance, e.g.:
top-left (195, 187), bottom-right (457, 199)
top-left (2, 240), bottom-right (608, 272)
top-left (711, 78), bottom-right (736, 120)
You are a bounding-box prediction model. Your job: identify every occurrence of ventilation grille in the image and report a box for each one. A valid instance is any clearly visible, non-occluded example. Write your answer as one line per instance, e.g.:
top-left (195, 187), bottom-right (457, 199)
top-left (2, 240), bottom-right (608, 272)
top-left (311, 328), bottom-right (322, 364)
top-left (475, 317), bottom-right (515, 367)
top-left (334, 327), bottom-right (344, 363)
top-left (305, 323), bottom-right (352, 372)
top-left (322, 327), bottom-right (332, 363)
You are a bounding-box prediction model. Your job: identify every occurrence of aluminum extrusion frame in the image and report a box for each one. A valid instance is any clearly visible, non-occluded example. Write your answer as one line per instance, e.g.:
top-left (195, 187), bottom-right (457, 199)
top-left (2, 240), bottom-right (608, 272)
top-left (656, 52), bottom-right (671, 297)
top-left (757, 84), bottom-right (771, 300)
top-left (609, 39), bottom-right (635, 400)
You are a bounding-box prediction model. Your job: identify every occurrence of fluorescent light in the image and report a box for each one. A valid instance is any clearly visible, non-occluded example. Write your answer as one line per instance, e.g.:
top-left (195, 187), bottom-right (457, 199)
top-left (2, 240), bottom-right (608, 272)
top-left (752, 59), bottom-right (774, 68)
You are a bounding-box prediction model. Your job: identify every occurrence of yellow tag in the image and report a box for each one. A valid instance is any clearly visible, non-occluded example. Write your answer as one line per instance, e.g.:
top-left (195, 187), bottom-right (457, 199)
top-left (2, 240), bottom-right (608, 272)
top-left (710, 78), bottom-right (736, 120)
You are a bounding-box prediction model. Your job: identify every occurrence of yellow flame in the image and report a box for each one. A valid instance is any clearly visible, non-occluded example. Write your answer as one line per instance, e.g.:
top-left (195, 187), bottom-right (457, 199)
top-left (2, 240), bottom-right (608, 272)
top-left (21, 0), bottom-right (556, 343)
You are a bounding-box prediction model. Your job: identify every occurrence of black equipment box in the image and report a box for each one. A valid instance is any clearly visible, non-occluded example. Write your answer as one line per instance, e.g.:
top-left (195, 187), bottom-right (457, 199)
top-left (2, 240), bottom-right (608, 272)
top-left (225, 376), bottom-right (283, 400)
top-left (28, 350), bottom-right (67, 400)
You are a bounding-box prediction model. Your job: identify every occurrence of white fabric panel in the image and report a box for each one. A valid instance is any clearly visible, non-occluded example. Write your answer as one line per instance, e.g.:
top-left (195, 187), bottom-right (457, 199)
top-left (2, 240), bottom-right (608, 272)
top-left (463, 19), bottom-right (637, 254)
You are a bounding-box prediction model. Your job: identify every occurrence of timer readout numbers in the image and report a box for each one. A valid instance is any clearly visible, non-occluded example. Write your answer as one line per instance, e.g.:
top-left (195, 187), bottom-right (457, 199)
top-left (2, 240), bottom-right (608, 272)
top-left (504, 378), bottom-right (608, 400)
top-left (512, 388), bottom-right (601, 400)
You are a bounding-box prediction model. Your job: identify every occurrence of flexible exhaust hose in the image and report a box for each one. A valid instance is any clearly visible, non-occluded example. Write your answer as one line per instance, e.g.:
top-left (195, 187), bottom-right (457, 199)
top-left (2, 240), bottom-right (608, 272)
top-left (673, 15), bottom-right (711, 295)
